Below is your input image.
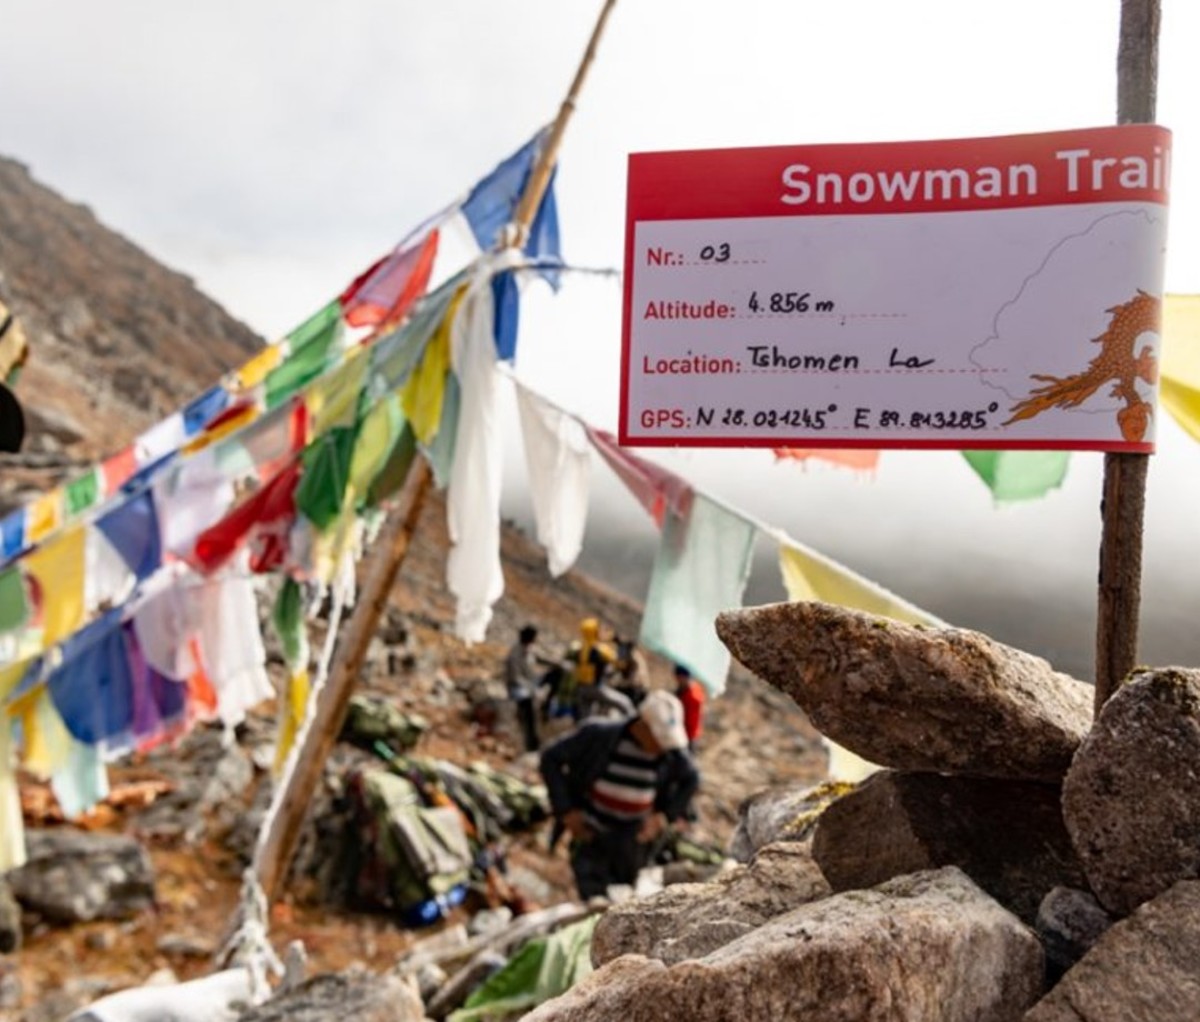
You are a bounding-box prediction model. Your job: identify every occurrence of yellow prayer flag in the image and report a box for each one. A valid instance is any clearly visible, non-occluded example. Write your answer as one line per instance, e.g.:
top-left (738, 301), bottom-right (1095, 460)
top-left (0, 658), bottom-right (30, 702)
top-left (273, 668), bottom-right (311, 776)
top-left (23, 525), bottom-right (86, 648)
top-left (778, 542), bottom-right (941, 627)
top-left (13, 688), bottom-right (72, 777)
top-left (1162, 295), bottom-right (1200, 441)
top-left (402, 288), bottom-right (465, 444)
top-left (2, 663), bottom-right (72, 780)
top-left (26, 489), bottom-right (64, 545)
top-left (234, 344), bottom-right (285, 391)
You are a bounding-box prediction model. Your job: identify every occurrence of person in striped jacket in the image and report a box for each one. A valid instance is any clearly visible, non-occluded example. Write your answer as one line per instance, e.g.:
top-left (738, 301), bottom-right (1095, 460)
top-left (539, 689), bottom-right (700, 899)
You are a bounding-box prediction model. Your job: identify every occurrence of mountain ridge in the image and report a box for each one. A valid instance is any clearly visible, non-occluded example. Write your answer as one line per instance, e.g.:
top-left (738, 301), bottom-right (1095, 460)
top-left (0, 154), bottom-right (262, 509)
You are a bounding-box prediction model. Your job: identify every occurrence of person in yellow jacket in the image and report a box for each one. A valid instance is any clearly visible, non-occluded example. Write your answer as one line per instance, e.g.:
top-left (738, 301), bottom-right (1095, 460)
top-left (569, 618), bottom-right (627, 720)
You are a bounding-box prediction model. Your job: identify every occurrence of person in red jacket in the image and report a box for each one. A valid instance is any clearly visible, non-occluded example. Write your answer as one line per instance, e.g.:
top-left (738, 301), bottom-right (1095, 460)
top-left (673, 664), bottom-right (706, 748)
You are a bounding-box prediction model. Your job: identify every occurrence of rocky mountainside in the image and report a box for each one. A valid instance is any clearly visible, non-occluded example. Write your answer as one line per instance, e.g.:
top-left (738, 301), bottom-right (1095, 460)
top-left (0, 154), bottom-right (262, 510)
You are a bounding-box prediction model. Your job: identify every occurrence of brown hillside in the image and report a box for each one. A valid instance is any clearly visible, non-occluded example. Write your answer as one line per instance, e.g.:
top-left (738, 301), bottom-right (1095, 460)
top-left (0, 155), bottom-right (262, 509)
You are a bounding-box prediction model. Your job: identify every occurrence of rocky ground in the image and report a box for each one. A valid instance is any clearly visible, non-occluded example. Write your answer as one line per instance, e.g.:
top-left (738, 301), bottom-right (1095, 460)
top-left (1, 488), bottom-right (827, 1020)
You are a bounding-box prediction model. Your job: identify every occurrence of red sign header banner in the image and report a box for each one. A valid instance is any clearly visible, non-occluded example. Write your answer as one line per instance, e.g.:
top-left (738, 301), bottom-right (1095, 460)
top-left (626, 125), bottom-right (1171, 221)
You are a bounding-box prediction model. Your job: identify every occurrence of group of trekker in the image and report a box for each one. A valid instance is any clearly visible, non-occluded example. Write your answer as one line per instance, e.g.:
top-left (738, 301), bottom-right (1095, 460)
top-left (502, 618), bottom-right (708, 899)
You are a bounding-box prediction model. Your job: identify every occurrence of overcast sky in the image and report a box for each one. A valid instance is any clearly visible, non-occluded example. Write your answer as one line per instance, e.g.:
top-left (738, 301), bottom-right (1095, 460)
top-left (1, 0), bottom-right (1197, 674)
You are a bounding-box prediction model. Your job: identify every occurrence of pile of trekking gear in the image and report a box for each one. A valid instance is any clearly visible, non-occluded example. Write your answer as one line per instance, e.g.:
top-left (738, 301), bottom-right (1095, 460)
top-left (328, 747), bottom-right (550, 927)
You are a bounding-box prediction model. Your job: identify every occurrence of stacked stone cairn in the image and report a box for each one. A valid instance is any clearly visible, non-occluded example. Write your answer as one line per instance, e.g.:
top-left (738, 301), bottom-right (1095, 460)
top-left (525, 601), bottom-right (1200, 1022)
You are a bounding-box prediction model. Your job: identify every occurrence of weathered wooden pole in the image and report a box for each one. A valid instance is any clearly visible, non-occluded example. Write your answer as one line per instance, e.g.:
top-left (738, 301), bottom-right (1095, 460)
top-left (1094, 0), bottom-right (1161, 713)
top-left (251, 0), bottom-right (620, 906)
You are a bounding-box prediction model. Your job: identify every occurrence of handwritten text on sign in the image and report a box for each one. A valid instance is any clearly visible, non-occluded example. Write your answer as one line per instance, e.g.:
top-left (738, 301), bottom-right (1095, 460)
top-left (619, 126), bottom-right (1171, 452)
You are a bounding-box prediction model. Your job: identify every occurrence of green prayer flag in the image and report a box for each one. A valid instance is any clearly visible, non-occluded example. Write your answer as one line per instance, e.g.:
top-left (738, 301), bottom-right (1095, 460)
top-left (295, 425), bottom-right (358, 531)
top-left (0, 566), bottom-right (29, 632)
top-left (271, 577), bottom-right (309, 669)
top-left (639, 494), bottom-right (757, 696)
top-left (65, 470), bottom-right (100, 517)
top-left (349, 394), bottom-right (403, 501)
top-left (961, 450), bottom-right (1070, 503)
top-left (264, 300), bottom-right (344, 409)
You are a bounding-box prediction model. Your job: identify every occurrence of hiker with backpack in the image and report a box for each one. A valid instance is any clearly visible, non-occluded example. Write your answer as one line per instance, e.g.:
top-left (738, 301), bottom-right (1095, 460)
top-left (538, 689), bottom-right (700, 899)
top-left (564, 617), bottom-right (614, 719)
top-left (504, 624), bottom-right (544, 752)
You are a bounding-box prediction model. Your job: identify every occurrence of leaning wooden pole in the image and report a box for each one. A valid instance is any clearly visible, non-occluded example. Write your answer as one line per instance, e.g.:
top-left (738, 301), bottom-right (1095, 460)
top-left (252, 459), bottom-right (432, 902)
top-left (512, 0), bottom-right (619, 238)
top-left (251, 0), bottom-right (620, 906)
top-left (1093, 0), bottom-right (1160, 713)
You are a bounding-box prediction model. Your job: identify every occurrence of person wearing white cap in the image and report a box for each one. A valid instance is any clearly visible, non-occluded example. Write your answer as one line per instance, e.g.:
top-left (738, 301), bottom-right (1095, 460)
top-left (539, 689), bottom-right (700, 899)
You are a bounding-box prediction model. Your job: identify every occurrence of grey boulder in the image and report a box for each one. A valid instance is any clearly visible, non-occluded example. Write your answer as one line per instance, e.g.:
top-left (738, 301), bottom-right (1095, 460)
top-left (1025, 880), bottom-right (1200, 1021)
top-left (8, 829), bottom-right (155, 923)
top-left (1063, 667), bottom-right (1200, 916)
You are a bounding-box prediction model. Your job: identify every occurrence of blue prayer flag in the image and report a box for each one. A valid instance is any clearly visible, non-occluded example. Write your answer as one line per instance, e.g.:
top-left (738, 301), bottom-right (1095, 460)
top-left (96, 491), bottom-right (162, 582)
top-left (183, 386), bottom-right (231, 437)
top-left (461, 134), bottom-right (562, 289)
top-left (462, 137), bottom-right (538, 252)
top-left (491, 271), bottom-right (520, 361)
top-left (527, 167), bottom-right (562, 290)
top-left (120, 451), bottom-right (177, 495)
top-left (47, 610), bottom-right (134, 745)
top-left (1, 510), bottom-right (25, 562)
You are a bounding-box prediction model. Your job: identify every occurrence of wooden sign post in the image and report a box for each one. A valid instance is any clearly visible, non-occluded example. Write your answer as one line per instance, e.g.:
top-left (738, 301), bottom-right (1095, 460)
top-left (1094, 0), bottom-right (1161, 712)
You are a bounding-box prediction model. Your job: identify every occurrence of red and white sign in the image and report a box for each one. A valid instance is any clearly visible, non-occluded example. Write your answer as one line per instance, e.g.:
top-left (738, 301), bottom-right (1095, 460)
top-left (620, 125), bottom-right (1171, 452)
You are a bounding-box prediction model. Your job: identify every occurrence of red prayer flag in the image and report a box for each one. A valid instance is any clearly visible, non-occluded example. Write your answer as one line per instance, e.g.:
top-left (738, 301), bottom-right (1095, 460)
top-left (340, 230), bottom-right (440, 329)
top-left (190, 460), bottom-right (302, 574)
top-left (101, 446), bottom-right (139, 496)
top-left (772, 448), bottom-right (881, 472)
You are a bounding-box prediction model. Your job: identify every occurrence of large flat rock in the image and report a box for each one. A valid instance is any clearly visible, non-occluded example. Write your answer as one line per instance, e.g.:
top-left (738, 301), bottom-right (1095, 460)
top-left (717, 601), bottom-right (1092, 781)
top-left (527, 867), bottom-right (1044, 1022)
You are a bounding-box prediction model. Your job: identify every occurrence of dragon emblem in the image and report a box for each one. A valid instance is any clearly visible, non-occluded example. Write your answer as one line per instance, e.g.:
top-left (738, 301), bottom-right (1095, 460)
top-left (1005, 290), bottom-right (1161, 443)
